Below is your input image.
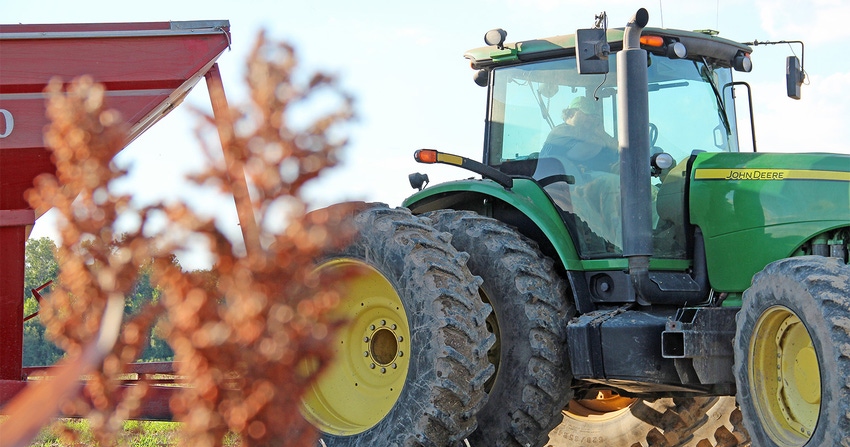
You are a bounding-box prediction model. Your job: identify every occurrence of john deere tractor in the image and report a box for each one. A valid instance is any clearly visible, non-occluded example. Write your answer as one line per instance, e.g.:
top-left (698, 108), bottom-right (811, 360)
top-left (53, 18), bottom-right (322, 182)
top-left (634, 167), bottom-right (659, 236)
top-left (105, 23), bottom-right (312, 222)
top-left (302, 8), bottom-right (850, 447)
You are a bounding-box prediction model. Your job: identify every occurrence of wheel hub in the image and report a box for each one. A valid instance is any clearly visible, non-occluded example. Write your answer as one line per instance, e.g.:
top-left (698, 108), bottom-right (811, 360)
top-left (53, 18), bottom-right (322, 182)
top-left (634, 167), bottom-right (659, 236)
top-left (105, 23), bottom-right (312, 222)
top-left (363, 319), bottom-right (404, 373)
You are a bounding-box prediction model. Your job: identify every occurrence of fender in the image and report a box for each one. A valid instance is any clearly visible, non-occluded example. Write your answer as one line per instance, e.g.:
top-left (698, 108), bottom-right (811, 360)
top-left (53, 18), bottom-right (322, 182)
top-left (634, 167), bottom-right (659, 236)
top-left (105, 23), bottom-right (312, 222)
top-left (403, 177), bottom-right (584, 270)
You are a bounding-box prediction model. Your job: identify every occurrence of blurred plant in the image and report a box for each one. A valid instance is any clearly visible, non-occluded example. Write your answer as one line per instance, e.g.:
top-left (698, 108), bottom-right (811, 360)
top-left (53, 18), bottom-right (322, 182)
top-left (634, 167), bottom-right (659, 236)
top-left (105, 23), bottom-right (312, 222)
top-left (155, 31), bottom-right (356, 446)
top-left (2, 30), bottom-right (355, 447)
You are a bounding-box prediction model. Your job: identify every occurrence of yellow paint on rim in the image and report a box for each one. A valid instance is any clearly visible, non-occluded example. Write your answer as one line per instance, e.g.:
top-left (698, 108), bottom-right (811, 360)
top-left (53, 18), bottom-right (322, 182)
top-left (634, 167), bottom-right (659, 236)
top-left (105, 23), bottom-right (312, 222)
top-left (749, 306), bottom-right (820, 446)
top-left (300, 258), bottom-right (410, 435)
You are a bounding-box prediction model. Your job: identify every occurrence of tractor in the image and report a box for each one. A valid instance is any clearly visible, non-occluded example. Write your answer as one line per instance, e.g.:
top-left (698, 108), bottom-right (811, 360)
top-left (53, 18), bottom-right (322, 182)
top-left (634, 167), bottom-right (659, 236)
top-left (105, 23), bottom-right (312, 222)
top-left (302, 8), bottom-right (850, 447)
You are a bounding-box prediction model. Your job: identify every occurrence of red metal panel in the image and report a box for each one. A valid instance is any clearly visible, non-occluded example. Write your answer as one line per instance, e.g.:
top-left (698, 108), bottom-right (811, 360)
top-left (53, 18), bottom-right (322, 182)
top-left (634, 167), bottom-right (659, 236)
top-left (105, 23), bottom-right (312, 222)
top-left (0, 379), bottom-right (28, 404)
top-left (0, 149), bottom-right (53, 210)
top-left (0, 35), bottom-right (226, 94)
top-left (0, 92), bottom-right (172, 150)
top-left (0, 380), bottom-right (178, 420)
top-left (0, 20), bottom-right (232, 211)
top-left (0, 225), bottom-right (26, 380)
top-left (0, 210), bottom-right (35, 227)
top-left (0, 22), bottom-right (174, 34)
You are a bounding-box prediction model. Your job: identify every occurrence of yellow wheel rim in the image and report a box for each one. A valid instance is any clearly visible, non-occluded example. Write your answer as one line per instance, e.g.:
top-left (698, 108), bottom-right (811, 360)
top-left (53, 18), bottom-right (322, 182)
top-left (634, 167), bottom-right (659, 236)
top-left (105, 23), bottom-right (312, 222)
top-left (565, 390), bottom-right (637, 422)
top-left (301, 258), bottom-right (410, 435)
top-left (749, 305), bottom-right (820, 446)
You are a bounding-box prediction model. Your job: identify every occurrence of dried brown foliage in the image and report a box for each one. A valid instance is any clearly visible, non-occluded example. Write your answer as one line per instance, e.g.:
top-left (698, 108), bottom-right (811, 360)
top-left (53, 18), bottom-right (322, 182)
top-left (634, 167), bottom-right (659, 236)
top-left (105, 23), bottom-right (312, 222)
top-left (15, 31), bottom-right (356, 447)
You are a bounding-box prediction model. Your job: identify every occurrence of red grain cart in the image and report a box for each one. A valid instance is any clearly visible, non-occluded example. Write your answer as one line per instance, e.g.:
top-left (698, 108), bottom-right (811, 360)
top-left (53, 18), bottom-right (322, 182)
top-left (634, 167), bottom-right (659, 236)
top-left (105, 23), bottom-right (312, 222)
top-left (0, 20), bottom-right (232, 419)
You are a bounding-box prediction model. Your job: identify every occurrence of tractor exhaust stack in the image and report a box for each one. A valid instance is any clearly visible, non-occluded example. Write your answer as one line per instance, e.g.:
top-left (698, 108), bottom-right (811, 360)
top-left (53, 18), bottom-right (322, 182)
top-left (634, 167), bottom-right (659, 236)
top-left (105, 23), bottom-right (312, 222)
top-left (617, 8), bottom-right (654, 303)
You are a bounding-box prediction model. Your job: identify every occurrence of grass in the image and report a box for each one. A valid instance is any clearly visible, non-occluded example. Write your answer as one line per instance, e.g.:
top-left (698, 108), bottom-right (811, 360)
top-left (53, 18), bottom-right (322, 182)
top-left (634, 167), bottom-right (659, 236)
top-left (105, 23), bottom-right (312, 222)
top-left (24, 419), bottom-right (241, 447)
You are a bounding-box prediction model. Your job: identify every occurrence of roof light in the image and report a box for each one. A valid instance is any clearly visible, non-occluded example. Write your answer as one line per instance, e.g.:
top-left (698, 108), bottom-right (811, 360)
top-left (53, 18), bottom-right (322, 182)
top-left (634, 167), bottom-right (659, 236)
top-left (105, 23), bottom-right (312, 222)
top-left (734, 53), bottom-right (753, 72)
top-left (484, 29), bottom-right (507, 49)
top-left (473, 69), bottom-right (489, 87)
top-left (666, 41), bottom-right (687, 59)
top-left (640, 35), bottom-right (664, 47)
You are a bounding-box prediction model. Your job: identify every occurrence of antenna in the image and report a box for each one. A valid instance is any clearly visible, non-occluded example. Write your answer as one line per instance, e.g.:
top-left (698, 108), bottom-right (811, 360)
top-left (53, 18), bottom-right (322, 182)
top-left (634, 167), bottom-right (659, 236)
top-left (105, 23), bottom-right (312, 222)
top-left (659, 0), bottom-right (664, 28)
top-left (716, 0), bottom-right (720, 31)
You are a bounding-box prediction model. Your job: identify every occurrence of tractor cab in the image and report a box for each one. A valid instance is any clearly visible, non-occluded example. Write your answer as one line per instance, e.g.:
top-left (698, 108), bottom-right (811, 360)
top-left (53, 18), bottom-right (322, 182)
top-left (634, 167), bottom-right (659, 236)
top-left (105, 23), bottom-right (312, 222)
top-left (470, 27), bottom-right (750, 261)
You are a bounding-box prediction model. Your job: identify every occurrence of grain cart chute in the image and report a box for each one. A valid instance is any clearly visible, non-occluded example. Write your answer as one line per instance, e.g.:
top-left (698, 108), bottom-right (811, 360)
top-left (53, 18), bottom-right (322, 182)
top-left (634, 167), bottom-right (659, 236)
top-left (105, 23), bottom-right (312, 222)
top-left (305, 7), bottom-right (850, 447)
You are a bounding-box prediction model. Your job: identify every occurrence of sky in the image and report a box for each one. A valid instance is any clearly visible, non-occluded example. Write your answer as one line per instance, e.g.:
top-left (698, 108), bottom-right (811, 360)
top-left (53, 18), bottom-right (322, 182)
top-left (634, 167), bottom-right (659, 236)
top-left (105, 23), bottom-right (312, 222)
top-left (6, 0), bottom-right (850, 268)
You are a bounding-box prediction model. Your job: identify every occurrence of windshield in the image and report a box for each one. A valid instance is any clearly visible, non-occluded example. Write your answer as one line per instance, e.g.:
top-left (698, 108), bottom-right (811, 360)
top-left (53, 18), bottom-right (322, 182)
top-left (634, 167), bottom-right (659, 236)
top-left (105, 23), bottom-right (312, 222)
top-left (487, 54), bottom-right (737, 258)
top-left (487, 55), bottom-right (738, 165)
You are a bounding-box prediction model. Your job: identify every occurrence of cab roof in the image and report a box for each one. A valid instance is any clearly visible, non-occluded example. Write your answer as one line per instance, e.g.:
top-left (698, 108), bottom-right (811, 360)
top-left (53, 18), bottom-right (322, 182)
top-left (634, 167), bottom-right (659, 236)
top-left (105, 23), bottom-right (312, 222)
top-left (464, 27), bottom-right (752, 69)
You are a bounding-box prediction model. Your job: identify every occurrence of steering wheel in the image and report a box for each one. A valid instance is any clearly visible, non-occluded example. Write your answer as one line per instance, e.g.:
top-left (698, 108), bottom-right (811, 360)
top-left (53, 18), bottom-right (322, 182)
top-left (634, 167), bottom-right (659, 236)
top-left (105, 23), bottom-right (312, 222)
top-left (536, 174), bottom-right (576, 187)
top-left (649, 122), bottom-right (659, 147)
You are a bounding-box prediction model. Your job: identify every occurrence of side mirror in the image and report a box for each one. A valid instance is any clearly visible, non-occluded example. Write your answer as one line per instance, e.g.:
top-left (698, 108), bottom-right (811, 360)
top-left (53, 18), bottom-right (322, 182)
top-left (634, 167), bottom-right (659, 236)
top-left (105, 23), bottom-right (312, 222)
top-left (576, 28), bottom-right (610, 74)
top-left (786, 55), bottom-right (803, 99)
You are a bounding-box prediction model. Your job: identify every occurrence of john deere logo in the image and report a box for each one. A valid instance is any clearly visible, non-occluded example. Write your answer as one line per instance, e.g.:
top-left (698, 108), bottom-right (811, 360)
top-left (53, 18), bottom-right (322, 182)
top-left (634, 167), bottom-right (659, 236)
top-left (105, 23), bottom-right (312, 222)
top-left (695, 168), bottom-right (850, 182)
top-left (724, 169), bottom-right (785, 180)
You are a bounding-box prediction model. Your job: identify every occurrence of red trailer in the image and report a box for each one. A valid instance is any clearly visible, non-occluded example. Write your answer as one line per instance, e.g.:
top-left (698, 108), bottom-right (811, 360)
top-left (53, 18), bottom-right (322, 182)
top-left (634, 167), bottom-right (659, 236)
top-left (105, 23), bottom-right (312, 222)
top-left (0, 19), bottom-right (232, 419)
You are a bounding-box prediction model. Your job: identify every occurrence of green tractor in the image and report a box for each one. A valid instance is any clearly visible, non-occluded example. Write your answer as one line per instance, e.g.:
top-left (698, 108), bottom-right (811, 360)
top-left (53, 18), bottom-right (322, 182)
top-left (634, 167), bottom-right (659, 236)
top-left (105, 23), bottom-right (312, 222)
top-left (302, 8), bottom-right (850, 447)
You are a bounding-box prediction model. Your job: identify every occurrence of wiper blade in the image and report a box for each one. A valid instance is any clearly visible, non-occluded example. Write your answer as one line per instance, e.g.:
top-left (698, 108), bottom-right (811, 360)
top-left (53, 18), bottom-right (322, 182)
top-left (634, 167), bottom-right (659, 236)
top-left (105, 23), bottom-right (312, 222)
top-left (699, 57), bottom-right (730, 133)
top-left (648, 81), bottom-right (689, 91)
top-left (530, 83), bottom-right (555, 130)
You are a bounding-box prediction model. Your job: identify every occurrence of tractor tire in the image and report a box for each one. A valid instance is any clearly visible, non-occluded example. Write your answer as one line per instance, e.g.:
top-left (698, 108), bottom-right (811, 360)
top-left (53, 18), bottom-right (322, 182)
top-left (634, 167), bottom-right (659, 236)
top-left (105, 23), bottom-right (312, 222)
top-left (303, 203), bottom-right (495, 447)
top-left (547, 395), bottom-right (750, 446)
top-left (734, 256), bottom-right (850, 447)
top-left (425, 210), bottom-right (574, 447)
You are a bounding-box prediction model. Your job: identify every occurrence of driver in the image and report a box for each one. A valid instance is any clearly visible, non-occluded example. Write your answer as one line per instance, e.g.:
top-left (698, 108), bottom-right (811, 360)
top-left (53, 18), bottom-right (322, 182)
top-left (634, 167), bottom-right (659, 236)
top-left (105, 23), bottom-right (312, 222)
top-left (540, 96), bottom-right (618, 173)
top-left (537, 96), bottom-right (623, 251)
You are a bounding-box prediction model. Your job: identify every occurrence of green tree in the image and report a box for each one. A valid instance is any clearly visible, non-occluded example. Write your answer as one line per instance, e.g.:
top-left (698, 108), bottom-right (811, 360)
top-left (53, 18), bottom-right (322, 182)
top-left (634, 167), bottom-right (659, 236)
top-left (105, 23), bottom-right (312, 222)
top-left (24, 237), bottom-right (59, 295)
top-left (21, 237), bottom-right (181, 364)
top-left (22, 237), bottom-right (64, 366)
top-left (130, 259), bottom-right (175, 362)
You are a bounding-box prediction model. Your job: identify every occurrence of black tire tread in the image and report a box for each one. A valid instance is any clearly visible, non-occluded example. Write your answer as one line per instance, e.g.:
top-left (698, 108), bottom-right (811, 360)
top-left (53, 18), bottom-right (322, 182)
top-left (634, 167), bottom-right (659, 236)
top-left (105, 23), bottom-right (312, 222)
top-left (734, 256), bottom-right (850, 447)
top-left (425, 210), bottom-right (573, 447)
top-left (319, 203), bottom-right (495, 447)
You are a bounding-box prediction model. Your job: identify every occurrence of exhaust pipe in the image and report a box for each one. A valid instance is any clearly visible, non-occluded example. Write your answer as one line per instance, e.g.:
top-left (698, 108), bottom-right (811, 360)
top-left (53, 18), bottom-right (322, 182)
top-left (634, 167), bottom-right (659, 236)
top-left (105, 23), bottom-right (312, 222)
top-left (616, 8), bottom-right (710, 304)
top-left (617, 8), bottom-right (653, 303)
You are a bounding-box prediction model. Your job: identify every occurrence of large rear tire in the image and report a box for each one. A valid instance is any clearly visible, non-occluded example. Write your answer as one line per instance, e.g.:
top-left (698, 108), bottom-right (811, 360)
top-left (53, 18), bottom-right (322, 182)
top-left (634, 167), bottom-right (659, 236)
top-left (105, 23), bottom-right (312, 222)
top-left (426, 210), bottom-right (574, 447)
top-left (303, 204), bottom-right (495, 446)
top-left (734, 256), bottom-right (850, 447)
top-left (547, 395), bottom-right (749, 446)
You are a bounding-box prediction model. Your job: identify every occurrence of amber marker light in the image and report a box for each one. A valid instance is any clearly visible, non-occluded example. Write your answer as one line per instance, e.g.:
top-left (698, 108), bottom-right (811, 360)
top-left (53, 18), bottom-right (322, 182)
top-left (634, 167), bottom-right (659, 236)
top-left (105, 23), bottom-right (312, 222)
top-left (640, 35), bottom-right (664, 47)
top-left (414, 149), bottom-right (438, 164)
